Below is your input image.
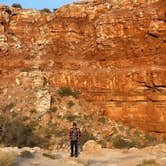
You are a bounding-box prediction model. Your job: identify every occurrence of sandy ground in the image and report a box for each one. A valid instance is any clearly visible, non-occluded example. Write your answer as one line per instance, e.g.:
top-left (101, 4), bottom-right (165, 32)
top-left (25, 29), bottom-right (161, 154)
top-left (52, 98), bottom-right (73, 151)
top-left (15, 146), bottom-right (166, 166)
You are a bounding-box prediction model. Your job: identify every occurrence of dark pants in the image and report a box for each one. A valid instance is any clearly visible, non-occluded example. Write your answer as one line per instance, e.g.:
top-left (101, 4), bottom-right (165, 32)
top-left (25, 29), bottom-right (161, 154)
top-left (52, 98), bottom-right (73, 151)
top-left (70, 140), bottom-right (78, 157)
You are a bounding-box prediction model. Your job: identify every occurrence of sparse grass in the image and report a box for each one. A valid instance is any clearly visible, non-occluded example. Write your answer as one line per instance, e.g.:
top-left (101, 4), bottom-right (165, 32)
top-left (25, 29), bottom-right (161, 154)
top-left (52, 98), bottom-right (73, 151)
top-left (138, 159), bottom-right (159, 166)
top-left (0, 151), bottom-right (17, 166)
top-left (57, 87), bottom-right (80, 98)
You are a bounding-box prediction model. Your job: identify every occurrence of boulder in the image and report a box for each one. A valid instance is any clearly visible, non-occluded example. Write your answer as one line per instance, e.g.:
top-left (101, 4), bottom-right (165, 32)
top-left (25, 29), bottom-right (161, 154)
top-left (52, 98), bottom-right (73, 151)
top-left (83, 140), bottom-right (102, 154)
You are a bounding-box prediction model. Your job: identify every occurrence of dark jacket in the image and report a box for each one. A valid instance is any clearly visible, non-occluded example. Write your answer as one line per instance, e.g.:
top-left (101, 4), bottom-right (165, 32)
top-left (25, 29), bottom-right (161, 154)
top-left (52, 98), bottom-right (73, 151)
top-left (69, 127), bottom-right (81, 141)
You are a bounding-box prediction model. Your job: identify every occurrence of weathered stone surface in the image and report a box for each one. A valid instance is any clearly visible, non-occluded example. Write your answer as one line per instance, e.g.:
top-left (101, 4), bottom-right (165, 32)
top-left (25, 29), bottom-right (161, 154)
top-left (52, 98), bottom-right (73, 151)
top-left (0, 0), bottom-right (165, 132)
top-left (83, 140), bottom-right (102, 154)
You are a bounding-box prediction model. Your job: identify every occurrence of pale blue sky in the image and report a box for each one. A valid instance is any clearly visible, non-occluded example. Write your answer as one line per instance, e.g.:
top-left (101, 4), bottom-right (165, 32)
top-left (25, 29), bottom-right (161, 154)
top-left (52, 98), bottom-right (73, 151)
top-left (0, 0), bottom-right (78, 10)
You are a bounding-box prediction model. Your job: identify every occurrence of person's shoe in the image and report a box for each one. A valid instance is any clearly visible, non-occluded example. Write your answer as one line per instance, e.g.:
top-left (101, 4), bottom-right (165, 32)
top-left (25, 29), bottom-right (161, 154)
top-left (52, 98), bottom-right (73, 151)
top-left (70, 154), bottom-right (74, 157)
top-left (75, 154), bottom-right (78, 158)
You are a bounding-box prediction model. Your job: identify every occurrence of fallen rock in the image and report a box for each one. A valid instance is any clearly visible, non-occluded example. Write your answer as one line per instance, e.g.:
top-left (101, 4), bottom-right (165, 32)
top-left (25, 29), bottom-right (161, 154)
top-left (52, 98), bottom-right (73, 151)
top-left (82, 140), bottom-right (102, 154)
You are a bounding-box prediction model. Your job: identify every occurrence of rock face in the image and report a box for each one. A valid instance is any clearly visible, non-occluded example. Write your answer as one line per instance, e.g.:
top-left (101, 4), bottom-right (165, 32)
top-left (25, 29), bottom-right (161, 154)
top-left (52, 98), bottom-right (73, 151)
top-left (0, 0), bottom-right (166, 132)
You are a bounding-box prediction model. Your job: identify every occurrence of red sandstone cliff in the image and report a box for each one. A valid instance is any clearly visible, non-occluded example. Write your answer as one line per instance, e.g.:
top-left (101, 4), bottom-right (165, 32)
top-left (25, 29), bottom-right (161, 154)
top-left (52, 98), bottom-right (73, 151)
top-left (0, 0), bottom-right (166, 132)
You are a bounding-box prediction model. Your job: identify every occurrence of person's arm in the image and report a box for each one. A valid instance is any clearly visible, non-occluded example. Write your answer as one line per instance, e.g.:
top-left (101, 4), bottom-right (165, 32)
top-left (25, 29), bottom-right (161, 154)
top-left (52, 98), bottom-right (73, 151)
top-left (69, 128), bottom-right (72, 140)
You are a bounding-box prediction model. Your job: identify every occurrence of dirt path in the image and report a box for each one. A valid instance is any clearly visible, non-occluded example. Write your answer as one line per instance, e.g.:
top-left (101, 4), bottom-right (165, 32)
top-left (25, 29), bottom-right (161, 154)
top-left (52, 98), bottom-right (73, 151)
top-left (16, 146), bottom-right (166, 166)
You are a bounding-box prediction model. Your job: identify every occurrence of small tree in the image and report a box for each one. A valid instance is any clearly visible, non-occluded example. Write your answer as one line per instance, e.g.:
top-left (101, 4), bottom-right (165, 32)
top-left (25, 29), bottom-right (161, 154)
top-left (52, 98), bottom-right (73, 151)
top-left (12, 3), bottom-right (22, 9)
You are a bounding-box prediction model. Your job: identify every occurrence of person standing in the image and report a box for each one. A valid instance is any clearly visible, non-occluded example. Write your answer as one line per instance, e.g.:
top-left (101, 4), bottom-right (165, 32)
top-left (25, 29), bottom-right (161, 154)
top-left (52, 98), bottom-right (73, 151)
top-left (69, 122), bottom-right (81, 157)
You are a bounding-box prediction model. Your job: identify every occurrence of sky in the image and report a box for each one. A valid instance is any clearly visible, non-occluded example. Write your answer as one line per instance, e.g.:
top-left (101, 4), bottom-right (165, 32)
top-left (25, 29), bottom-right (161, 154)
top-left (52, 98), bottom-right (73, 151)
top-left (0, 0), bottom-right (78, 10)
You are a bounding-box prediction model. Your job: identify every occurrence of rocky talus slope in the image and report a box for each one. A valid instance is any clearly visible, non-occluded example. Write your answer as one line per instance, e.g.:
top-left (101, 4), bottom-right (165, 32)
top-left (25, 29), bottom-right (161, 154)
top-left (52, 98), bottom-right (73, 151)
top-left (0, 0), bottom-right (166, 132)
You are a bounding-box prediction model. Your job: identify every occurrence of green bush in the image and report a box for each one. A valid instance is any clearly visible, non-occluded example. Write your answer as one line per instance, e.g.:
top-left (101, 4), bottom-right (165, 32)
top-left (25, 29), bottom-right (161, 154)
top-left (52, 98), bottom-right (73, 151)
top-left (12, 3), bottom-right (22, 9)
top-left (57, 87), bottom-right (80, 98)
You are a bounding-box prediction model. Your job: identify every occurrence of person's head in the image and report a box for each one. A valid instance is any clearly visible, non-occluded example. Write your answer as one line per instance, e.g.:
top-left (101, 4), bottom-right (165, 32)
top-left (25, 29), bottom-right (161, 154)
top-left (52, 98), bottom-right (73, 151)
top-left (73, 122), bottom-right (77, 128)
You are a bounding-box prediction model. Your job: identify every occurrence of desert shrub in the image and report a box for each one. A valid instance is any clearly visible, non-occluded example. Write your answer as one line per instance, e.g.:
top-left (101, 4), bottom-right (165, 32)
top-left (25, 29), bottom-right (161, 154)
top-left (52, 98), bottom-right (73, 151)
top-left (12, 3), bottom-right (22, 9)
top-left (20, 150), bottom-right (34, 158)
top-left (105, 134), bottom-right (112, 142)
top-left (111, 135), bottom-right (137, 149)
top-left (8, 31), bottom-right (15, 35)
top-left (98, 116), bottom-right (106, 124)
top-left (40, 8), bottom-right (51, 13)
top-left (63, 114), bottom-right (78, 122)
top-left (144, 133), bottom-right (157, 146)
top-left (80, 130), bottom-right (96, 148)
top-left (138, 159), bottom-right (159, 166)
top-left (57, 87), bottom-right (80, 98)
top-left (46, 123), bottom-right (68, 138)
top-left (0, 151), bottom-right (17, 166)
top-left (54, 128), bottom-right (68, 137)
top-left (4, 103), bottom-right (15, 111)
top-left (30, 109), bottom-right (37, 114)
top-left (50, 107), bottom-right (58, 113)
top-left (67, 101), bottom-right (75, 108)
top-left (0, 117), bottom-right (45, 148)
top-left (98, 140), bottom-right (107, 148)
top-left (163, 135), bottom-right (166, 144)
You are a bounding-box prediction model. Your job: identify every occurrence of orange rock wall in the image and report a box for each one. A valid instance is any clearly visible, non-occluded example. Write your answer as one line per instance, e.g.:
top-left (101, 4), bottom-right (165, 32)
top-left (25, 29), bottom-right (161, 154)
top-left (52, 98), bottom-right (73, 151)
top-left (0, 0), bottom-right (166, 132)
